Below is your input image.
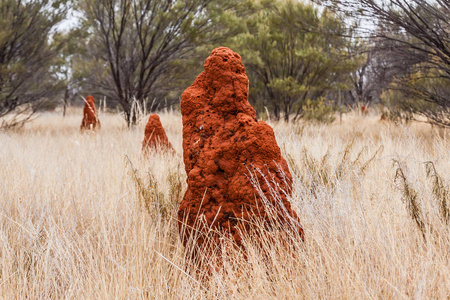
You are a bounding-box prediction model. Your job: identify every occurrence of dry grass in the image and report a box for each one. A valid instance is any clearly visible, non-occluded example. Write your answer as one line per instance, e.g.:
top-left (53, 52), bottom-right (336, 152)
top-left (0, 109), bottom-right (449, 299)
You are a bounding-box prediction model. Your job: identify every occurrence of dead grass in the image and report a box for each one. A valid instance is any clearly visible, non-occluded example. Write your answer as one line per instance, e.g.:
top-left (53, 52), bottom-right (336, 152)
top-left (0, 109), bottom-right (449, 299)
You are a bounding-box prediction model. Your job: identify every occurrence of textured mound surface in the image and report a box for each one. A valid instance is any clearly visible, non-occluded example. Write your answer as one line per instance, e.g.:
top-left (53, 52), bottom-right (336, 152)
top-left (178, 47), bottom-right (304, 251)
top-left (142, 114), bottom-right (174, 153)
top-left (80, 95), bottom-right (100, 131)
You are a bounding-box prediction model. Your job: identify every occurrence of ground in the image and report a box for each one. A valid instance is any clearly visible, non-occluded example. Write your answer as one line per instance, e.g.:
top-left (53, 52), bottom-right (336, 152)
top-left (0, 109), bottom-right (449, 299)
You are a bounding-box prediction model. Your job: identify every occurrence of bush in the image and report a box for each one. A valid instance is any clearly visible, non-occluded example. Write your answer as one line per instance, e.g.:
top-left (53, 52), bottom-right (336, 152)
top-left (300, 98), bottom-right (337, 124)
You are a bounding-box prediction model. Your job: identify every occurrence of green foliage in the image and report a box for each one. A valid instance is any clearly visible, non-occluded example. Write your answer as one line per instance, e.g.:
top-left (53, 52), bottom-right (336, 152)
top-left (380, 89), bottom-right (414, 124)
top-left (300, 98), bottom-right (337, 124)
top-left (0, 0), bottom-right (70, 128)
top-left (76, 0), bottom-right (247, 125)
top-left (380, 68), bottom-right (450, 127)
top-left (398, 70), bottom-right (450, 127)
top-left (327, 0), bottom-right (450, 127)
top-left (229, 0), bottom-right (359, 122)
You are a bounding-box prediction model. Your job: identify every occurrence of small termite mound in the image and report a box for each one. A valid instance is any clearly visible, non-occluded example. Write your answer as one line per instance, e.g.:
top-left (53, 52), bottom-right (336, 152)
top-left (142, 114), bottom-right (174, 154)
top-left (80, 95), bottom-right (101, 131)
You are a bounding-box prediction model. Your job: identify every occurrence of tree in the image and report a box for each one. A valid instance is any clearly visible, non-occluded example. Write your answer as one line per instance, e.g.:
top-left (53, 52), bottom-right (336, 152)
top-left (55, 26), bottom-right (92, 117)
top-left (345, 36), bottom-right (407, 108)
top-left (78, 0), bottom-right (244, 126)
top-left (229, 0), bottom-right (358, 122)
top-left (318, 0), bottom-right (450, 127)
top-left (0, 0), bottom-right (70, 128)
top-left (345, 39), bottom-right (377, 106)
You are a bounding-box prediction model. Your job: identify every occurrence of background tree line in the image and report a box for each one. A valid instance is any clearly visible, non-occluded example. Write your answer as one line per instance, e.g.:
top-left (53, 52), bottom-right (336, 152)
top-left (0, 0), bottom-right (448, 128)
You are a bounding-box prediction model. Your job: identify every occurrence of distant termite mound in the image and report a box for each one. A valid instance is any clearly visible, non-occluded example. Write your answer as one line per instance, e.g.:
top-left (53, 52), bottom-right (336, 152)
top-left (80, 95), bottom-right (100, 131)
top-left (361, 106), bottom-right (369, 116)
top-left (142, 114), bottom-right (174, 154)
top-left (178, 47), bottom-right (304, 255)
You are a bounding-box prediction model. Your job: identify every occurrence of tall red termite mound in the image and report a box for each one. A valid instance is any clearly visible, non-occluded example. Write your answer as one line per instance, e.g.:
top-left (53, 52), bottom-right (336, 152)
top-left (178, 47), bottom-right (304, 253)
top-left (142, 114), bottom-right (174, 153)
top-left (80, 95), bottom-right (100, 131)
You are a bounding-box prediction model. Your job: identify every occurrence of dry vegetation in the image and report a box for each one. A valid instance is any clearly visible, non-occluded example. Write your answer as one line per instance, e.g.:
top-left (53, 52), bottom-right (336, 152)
top-left (0, 109), bottom-right (449, 299)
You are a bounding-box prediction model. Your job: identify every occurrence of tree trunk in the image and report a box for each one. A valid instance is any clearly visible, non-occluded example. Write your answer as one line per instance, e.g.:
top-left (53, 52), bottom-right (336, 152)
top-left (120, 97), bottom-right (133, 127)
top-left (284, 104), bottom-right (290, 122)
top-left (63, 86), bottom-right (69, 118)
top-left (273, 102), bottom-right (280, 121)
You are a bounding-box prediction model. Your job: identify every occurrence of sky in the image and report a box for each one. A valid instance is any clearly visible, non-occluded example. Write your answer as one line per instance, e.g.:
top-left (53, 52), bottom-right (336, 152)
top-left (56, 8), bottom-right (82, 32)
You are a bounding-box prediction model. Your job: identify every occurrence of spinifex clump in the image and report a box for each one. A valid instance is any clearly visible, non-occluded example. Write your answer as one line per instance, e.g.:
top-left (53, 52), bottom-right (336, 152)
top-left (80, 95), bottom-right (101, 131)
top-left (178, 47), bottom-right (304, 257)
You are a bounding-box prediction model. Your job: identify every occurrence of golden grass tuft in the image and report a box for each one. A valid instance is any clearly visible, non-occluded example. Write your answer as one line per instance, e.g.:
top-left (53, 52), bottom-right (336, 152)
top-left (0, 109), bottom-right (449, 298)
